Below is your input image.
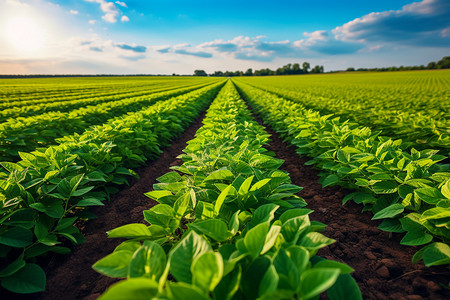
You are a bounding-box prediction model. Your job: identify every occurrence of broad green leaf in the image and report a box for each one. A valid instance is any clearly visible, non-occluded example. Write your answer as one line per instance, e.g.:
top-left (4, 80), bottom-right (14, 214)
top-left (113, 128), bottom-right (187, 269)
top-left (281, 215), bottom-right (310, 244)
top-left (166, 282), bottom-right (210, 300)
top-left (189, 219), bottom-right (232, 242)
top-left (322, 174), bottom-right (339, 188)
top-left (300, 232), bottom-right (335, 252)
top-left (441, 180), bottom-right (450, 199)
top-left (415, 187), bottom-right (444, 205)
top-left (1, 263), bottom-right (46, 294)
top-left (258, 264), bottom-right (279, 297)
top-left (244, 222), bottom-right (269, 258)
top-left (300, 268), bottom-right (340, 299)
top-left (214, 185), bottom-right (231, 216)
top-left (238, 175), bottom-right (254, 195)
top-left (228, 210), bottom-right (240, 235)
top-left (377, 218), bottom-right (405, 233)
top-left (144, 190), bottom-right (173, 201)
top-left (372, 181), bottom-right (398, 194)
top-left (327, 274), bottom-right (362, 300)
top-left (157, 171), bottom-right (182, 183)
top-left (250, 178), bottom-right (271, 191)
top-left (422, 242), bottom-right (450, 267)
top-left (314, 260), bottom-right (354, 274)
top-left (273, 249), bottom-right (299, 290)
top-left (191, 252), bottom-right (223, 292)
top-left (286, 245), bottom-right (309, 274)
top-left (92, 250), bottom-right (133, 278)
top-left (128, 241), bottom-right (166, 280)
top-left (0, 257), bottom-right (26, 277)
top-left (371, 204), bottom-right (404, 220)
top-left (0, 227), bottom-right (33, 248)
top-left (400, 231), bottom-right (433, 246)
top-left (99, 278), bottom-right (159, 300)
top-left (213, 266), bottom-right (241, 300)
top-left (169, 231), bottom-right (212, 283)
top-left (241, 256), bottom-right (271, 299)
top-left (420, 207), bottom-right (450, 221)
top-left (107, 224), bottom-right (151, 239)
top-left (261, 225), bottom-right (281, 254)
top-left (249, 204), bottom-right (279, 228)
top-left (76, 198), bottom-right (104, 206)
top-left (203, 169), bottom-right (234, 182)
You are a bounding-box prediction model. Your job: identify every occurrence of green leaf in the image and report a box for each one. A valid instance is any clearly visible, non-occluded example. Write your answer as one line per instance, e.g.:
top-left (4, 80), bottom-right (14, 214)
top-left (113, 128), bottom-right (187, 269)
top-left (300, 268), bottom-right (340, 299)
top-left (261, 225), bottom-right (281, 254)
top-left (322, 174), bottom-right (339, 188)
top-left (214, 185), bottom-right (231, 216)
top-left (422, 242), bottom-right (450, 267)
top-left (415, 187), bottom-right (444, 205)
top-left (371, 204), bottom-right (404, 220)
top-left (400, 231), bottom-right (433, 246)
top-left (228, 210), bottom-right (240, 236)
top-left (249, 204), bottom-right (279, 228)
top-left (441, 180), bottom-right (450, 199)
top-left (259, 264), bottom-right (279, 297)
top-left (250, 178), bottom-right (271, 191)
top-left (241, 256), bottom-right (271, 299)
top-left (107, 224), bottom-right (151, 239)
top-left (128, 241), bottom-right (166, 280)
top-left (244, 222), bottom-right (269, 258)
top-left (189, 219), bottom-right (232, 242)
top-left (203, 169), bottom-right (234, 182)
top-left (286, 245), bottom-right (309, 274)
top-left (191, 252), bottom-right (223, 292)
top-left (157, 171), bottom-right (182, 183)
top-left (76, 197), bottom-right (104, 206)
top-left (93, 250), bottom-right (133, 278)
top-left (372, 181), bottom-right (398, 194)
top-left (238, 175), bottom-right (254, 195)
top-left (327, 274), bottom-right (363, 300)
top-left (377, 218), bottom-right (405, 233)
top-left (0, 227), bottom-right (33, 248)
top-left (72, 186), bottom-right (95, 197)
top-left (166, 282), bottom-right (210, 300)
top-left (213, 266), bottom-right (241, 300)
top-left (99, 278), bottom-right (159, 300)
top-left (0, 257), bottom-right (26, 277)
top-left (1, 263), bottom-right (46, 294)
top-left (314, 260), bottom-right (354, 274)
top-left (300, 232), bottom-right (335, 252)
top-left (169, 231), bottom-right (212, 283)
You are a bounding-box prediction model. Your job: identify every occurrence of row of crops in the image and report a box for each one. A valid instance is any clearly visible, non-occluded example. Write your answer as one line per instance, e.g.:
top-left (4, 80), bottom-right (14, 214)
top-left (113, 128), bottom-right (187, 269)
top-left (237, 70), bottom-right (450, 154)
top-left (0, 71), bottom-right (448, 297)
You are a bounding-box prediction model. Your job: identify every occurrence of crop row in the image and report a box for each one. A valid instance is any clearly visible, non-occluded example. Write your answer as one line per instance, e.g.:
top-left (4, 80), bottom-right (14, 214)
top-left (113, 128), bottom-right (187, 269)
top-left (0, 80), bottom-right (216, 122)
top-left (236, 71), bottom-right (450, 154)
top-left (0, 81), bottom-right (224, 294)
top-left (94, 81), bottom-right (362, 300)
top-left (0, 77), bottom-right (212, 103)
top-left (0, 79), bottom-right (207, 109)
top-left (234, 80), bottom-right (450, 270)
top-left (0, 81), bottom-right (218, 162)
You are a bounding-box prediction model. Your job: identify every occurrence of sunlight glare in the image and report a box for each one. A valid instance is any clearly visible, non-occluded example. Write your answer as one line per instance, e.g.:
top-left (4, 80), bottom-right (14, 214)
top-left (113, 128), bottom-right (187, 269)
top-left (5, 16), bottom-right (45, 53)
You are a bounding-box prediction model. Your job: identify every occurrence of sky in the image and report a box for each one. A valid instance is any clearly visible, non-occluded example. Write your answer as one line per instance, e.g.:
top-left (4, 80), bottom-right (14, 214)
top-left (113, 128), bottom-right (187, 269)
top-left (0, 0), bottom-right (449, 74)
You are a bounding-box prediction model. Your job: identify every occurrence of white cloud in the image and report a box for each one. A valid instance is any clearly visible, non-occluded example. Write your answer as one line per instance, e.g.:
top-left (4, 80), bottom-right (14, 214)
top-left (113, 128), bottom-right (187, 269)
top-left (85, 0), bottom-right (125, 24)
top-left (70, 10), bottom-right (78, 15)
top-left (115, 1), bottom-right (127, 8)
top-left (88, 20), bottom-right (96, 24)
top-left (332, 0), bottom-right (450, 47)
top-left (102, 13), bottom-right (117, 23)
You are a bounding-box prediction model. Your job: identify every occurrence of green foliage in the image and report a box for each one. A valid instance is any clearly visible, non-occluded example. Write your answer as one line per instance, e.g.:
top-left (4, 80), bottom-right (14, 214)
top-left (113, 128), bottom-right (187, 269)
top-left (234, 79), bottom-right (450, 268)
top-left (95, 81), bottom-right (360, 299)
top-left (0, 81), bottom-right (225, 294)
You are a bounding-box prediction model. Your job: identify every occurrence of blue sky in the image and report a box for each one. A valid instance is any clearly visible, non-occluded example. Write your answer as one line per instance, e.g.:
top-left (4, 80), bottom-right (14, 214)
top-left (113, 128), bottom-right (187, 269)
top-left (0, 0), bottom-right (449, 74)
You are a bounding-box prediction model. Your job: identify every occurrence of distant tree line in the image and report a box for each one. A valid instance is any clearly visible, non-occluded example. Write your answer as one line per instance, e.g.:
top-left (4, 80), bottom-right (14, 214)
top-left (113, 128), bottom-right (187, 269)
top-left (345, 56), bottom-right (450, 72)
top-left (194, 62), bottom-right (324, 77)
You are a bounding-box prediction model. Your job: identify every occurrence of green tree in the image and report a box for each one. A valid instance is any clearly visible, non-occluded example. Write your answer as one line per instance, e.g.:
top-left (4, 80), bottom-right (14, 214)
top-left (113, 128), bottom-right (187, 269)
top-left (302, 62), bottom-right (310, 73)
top-left (194, 70), bottom-right (207, 76)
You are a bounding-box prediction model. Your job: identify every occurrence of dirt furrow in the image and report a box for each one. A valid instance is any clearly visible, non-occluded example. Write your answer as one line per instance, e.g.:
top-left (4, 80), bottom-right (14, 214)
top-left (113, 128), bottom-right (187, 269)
top-left (39, 112), bottom-right (206, 300)
top-left (260, 122), bottom-right (449, 300)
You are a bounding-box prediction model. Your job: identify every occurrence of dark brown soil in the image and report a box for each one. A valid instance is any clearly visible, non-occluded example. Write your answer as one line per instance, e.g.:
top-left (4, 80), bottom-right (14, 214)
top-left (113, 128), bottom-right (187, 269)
top-left (38, 113), bottom-right (206, 300)
top-left (261, 124), bottom-right (450, 300)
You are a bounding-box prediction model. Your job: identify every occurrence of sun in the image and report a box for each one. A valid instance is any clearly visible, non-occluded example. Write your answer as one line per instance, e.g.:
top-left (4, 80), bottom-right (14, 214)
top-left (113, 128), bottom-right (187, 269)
top-left (5, 16), bottom-right (45, 53)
